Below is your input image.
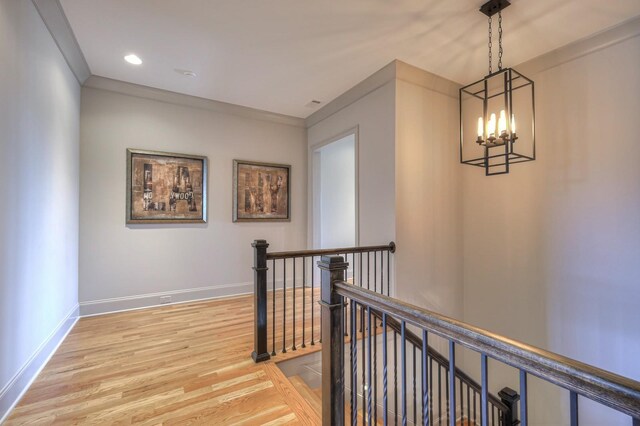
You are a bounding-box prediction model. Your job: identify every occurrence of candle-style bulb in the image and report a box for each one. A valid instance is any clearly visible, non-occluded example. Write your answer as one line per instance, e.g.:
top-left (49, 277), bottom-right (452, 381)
top-left (511, 114), bottom-right (516, 133)
top-left (498, 110), bottom-right (507, 135)
top-left (477, 117), bottom-right (484, 138)
top-left (488, 113), bottom-right (496, 137)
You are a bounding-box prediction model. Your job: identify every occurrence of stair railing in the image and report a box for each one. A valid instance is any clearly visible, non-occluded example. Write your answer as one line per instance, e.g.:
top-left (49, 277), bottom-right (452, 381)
top-left (376, 310), bottom-right (515, 425)
top-left (320, 255), bottom-right (640, 426)
top-left (251, 240), bottom-right (396, 362)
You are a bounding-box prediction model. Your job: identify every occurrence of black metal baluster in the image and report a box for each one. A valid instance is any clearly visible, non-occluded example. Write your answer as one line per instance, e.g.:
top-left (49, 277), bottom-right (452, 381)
top-left (481, 354), bottom-right (488, 426)
top-left (445, 367), bottom-right (450, 426)
top-left (458, 379), bottom-right (464, 420)
top-left (430, 358), bottom-right (434, 426)
top-left (367, 251), bottom-right (371, 290)
top-left (413, 345), bottom-right (417, 425)
top-left (473, 389), bottom-right (477, 426)
top-left (351, 300), bottom-right (358, 426)
top-left (492, 406), bottom-right (495, 426)
top-left (383, 313), bottom-right (389, 426)
top-left (319, 258), bottom-right (322, 344)
top-left (354, 251), bottom-right (358, 286)
top-left (374, 311), bottom-right (378, 426)
top-left (401, 321), bottom-right (407, 426)
top-left (422, 330), bottom-right (429, 426)
top-left (381, 250), bottom-right (384, 296)
top-left (311, 256), bottom-right (315, 345)
top-left (443, 367), bottom-right (451, 424)
top-left (374, 250), bottom-right (377, 293)
top-left (302, 256), bottom-right (306, 348)
top-left (282, 258), bottom-right (287, 353)
top-left (344, 304), bottom-right (349, 336)
top-left (292, 258), bottom-right (296, 350)
top-left (459, 379), bottom-right (463, 426)
top-left (449, 342), bottom-right (455, 426)
top-left (344, 253), bottom-right (348, 337)
top-left (360, 252), bottom-right (363, 287)
top-left (271, 259), bottom-right (276, 356)
top-left (438, 365), bottom-right (442, 426)
top-left (570, 391), bottom-right (579, 426)
top-left (520, 370), bottom-right (528, 426)
top-left (368, 307), bottom-right (373, 425)
top-left (387, 250), bottom-right (391, 295)
top-left (363, 310), bottom-right (367, 424)
top-left (394, 330), bottom-right (398, 426)
top-left (466, 383), bottom-right (471, 426)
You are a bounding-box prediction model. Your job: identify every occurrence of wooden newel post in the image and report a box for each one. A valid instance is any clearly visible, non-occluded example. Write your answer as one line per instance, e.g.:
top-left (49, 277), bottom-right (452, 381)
top-left (251, 239), bottom-right (270, 363)
top-left (319, 255), bottom-right (347, 426)
top-left (499, 387), bottom-right (520, 426)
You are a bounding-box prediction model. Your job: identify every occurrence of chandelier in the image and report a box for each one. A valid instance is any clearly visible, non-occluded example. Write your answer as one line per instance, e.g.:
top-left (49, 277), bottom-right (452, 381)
top-left (459, 0), bottom-right (535, 176)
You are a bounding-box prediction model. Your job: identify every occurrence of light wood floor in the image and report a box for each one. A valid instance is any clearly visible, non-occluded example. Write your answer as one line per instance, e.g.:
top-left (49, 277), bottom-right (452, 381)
top-left (6, 292), bottom-right (324, 425)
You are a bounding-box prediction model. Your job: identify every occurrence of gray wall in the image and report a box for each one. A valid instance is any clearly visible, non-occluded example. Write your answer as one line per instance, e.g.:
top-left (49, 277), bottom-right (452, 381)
top-left (395, 72), bottom-right (463, 320)
top-left (307, 29), bottom-right (640, 422)
top-left (0, 0), bottom-right (80, 419)
top-left (79, 85), bottom-right (307, 314)
top-left (307, 80), bottom-right (396, 248)
top-left (462, 28), bottom-right (640, 425)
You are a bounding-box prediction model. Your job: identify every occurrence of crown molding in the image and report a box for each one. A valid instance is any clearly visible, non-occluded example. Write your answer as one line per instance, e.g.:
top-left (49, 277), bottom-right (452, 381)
top-left (31, 0), bottom-right (91, 84)
top-left (515, 15), bottom-right (640, 77)
top-left (84, 76), bottom-right (306, 128)
top-left (395, 60), bottom-right (461, 98)
top-left (305, 60), bottom-right (397, 128)
top-left (305, 59), bottom-right (461, 128)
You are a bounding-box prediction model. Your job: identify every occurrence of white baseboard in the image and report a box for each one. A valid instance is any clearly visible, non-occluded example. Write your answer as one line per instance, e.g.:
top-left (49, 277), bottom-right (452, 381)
top-left (0, 304), bottom-right (79, 424)
top-left (79, 282), bottom-right (254, 316)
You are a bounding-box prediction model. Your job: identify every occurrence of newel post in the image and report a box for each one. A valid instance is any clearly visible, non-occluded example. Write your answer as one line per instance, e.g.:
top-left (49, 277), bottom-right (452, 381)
top-left (499, 387), bottom-right (520, 426)
top-left (251, 239), bottom-right (270, 363)
top-left (319, 255), bottom-right (347, 426)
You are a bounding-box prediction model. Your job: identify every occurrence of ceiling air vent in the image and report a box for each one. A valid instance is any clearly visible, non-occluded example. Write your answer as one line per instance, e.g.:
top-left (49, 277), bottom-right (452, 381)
top-left (305, 100), bottom-right (322, 108)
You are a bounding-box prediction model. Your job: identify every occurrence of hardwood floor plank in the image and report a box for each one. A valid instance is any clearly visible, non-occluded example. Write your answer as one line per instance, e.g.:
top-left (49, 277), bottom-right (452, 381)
top-left (6, 293), bottom-right (324, 425)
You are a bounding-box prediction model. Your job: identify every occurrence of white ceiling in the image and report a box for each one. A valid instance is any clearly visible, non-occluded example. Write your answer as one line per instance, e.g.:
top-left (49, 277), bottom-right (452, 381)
top-left (60, 0), bottom-right (640, 118)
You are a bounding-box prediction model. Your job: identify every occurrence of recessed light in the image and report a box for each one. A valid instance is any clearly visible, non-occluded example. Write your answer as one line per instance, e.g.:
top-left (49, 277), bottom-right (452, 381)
top-left (175, 69), bottom-right (197, 77)
top-left (124, 54), bottom-right (142, 65)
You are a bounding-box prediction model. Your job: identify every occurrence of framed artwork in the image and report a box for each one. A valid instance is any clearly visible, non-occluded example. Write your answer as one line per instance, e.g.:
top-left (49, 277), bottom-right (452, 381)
top-left (126, 149), bottom-right (207, 224)
top-left (233, 160), bottom-right (291, 222)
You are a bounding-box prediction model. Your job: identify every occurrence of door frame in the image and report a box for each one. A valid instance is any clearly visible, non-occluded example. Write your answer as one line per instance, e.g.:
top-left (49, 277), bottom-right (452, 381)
top-left (308, 125), bottom-right (360, 249)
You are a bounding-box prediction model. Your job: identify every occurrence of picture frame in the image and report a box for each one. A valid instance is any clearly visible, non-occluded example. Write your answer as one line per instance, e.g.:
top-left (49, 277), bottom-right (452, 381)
top-left (233, 160), bottom-right (291, 222)
top-left (126, 149), bottom-right (208, 224)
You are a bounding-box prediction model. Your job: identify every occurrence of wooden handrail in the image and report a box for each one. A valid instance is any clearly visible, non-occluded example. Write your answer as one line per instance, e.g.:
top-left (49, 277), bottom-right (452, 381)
top-left (266, 242), bottom-right (395, 260)
top-left (335, 281), bottom-right (640, 419)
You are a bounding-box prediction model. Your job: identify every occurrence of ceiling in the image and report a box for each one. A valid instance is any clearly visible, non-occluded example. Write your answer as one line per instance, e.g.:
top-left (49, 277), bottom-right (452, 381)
top-left (60, 0), bottom-right (640, 118)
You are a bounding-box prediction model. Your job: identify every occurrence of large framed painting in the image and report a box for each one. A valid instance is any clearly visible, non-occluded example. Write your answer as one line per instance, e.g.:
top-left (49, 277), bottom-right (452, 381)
top-left (233, 160), bottom-right (291, 222)
top-left (126, 149), bottom-right (207, 224)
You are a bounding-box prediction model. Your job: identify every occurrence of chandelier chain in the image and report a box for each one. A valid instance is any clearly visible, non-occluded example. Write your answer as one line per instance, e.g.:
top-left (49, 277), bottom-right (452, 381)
top-left (488, 16), bottom-right (492, 74)
top-left (498, 11), bottom-right (503, 70)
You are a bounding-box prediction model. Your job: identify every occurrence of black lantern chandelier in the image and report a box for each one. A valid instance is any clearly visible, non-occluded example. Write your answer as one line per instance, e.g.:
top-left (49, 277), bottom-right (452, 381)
top-left (459, 0), bottom-right (535, 176)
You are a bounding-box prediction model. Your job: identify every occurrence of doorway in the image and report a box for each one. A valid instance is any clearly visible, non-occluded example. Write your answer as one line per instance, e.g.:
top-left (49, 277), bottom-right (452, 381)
top-left (312, 131), bottom-right (358, 249)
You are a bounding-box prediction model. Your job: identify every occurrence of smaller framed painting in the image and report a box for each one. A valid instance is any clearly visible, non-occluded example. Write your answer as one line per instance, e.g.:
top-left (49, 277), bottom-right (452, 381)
top-left (233, 160), bottom-right (291, 222)
top-left (126, 149), bottom-right (207, 224)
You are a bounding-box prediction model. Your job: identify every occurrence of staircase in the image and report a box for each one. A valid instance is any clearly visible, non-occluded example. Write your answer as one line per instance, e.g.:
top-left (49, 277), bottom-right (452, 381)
top-left (289, 376), bottom-right (322, 417)
top-left (250, 242), bottom-right (640, 425)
